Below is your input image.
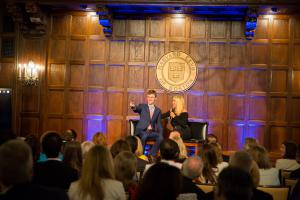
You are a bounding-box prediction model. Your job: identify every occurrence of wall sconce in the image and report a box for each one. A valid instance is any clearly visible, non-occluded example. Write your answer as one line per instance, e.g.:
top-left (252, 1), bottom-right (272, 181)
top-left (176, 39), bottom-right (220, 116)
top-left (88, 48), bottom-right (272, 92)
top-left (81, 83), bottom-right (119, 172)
top-left (18, 60), bottom-right (39, 86)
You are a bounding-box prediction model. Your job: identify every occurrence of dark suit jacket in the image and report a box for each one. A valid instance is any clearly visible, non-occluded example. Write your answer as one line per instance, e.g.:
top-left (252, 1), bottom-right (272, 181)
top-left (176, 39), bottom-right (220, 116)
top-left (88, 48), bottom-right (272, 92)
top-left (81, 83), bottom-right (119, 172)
top-left (33, 160), bottom-right (78, 190)
top-left (180, 176), bottom-right (207, 200)
top-left (132, 104), bottom-right (163, 134)
top-left (0, 183), bottom-right (68, 200)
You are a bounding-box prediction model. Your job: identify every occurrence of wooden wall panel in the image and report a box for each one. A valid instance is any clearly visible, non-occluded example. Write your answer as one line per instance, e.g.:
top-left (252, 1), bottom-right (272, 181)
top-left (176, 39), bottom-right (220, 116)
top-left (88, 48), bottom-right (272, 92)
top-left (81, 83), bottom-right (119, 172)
top-left (20, 118), bottom-right (39, 136)
top-left (0, 63), bottom-right (14, 87)
top-left (13, 13), bottom-right (300, 150)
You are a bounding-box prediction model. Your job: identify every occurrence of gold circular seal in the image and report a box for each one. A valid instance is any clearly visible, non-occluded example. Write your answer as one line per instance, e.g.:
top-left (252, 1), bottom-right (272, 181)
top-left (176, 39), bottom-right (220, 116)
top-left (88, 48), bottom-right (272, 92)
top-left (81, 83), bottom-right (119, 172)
top-left (156, 51), bottom-right (198, 92)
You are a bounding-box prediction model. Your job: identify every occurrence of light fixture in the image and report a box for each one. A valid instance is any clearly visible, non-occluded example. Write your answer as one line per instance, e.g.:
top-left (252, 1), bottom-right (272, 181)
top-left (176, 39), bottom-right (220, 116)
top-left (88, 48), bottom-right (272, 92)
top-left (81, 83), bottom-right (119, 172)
top-left (18, 60), bottom-right (39, 86)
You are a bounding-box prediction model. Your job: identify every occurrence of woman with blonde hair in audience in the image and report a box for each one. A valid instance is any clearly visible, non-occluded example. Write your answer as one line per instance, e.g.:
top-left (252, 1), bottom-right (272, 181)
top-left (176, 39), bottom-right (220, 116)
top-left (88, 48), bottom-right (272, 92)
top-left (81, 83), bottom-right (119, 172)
top-left (248, 145), bottom-right (280, 186)
top-left (114, 151), bottom-right (138, 200)
top-left (276, 141), bottom-right (300, 171)
top-left (68, 145), bottom-right (126, 200)
top-left (162, 95), bottom-right (191, 140)
top-left (135, 136), bottom-right (149, 162)
top-left (63, 141), bottom-right (83, 173)
top-left (81, 141), bottom-right (94, 160)
top-left (243, 137), bottom-right (258, 151)
top-left (92, 132), bottom-right (107, 146)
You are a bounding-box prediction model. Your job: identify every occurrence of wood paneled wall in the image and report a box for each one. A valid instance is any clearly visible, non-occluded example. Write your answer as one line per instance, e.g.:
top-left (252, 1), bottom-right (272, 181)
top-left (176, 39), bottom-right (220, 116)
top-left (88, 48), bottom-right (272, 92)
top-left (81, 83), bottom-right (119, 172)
top-left (1, 10), bottom-right (300, 151)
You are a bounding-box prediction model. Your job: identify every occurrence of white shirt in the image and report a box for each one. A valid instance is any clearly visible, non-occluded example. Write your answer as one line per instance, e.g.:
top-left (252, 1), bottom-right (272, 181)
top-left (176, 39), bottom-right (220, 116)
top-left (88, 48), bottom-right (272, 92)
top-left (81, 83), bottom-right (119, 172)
top-left (259, 168), bottom-right (280, 186)
top-left (275, 159), bottom-right (300, 171)
top-left (68, 179), bottom-right (126, 200)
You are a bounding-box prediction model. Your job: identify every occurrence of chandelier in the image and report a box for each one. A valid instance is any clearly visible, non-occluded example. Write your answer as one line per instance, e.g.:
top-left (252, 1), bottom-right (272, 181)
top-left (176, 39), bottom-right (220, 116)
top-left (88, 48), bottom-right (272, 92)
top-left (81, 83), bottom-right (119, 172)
top-left (18, 60), bottom-right (40, 86)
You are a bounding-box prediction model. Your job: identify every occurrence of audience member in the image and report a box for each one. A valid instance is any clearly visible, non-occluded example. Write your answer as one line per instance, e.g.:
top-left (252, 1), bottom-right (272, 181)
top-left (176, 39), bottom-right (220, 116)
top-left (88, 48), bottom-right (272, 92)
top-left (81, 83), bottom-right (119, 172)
top-left (114, 151), bottom-right (138, 200)
top-left (63, 141), bottom-right (82, 173)
top-left (68, 145), bottom-right (126, 200)
top-left (136, 162), bottom-right (182, 200)
top-left (229, 151), bottom-right (273, 200)
top-left (62, 129), bottom-right (77, 143)
top-left (170, 135), bottom-right (187, 161)
top-left (135, 136), bottom-right (149, 161)
top-left (0, 140), bottom-right (68, 200)
top-left (206, 134), bottom-right (218, 144)
top-left (211, 143), bottom-right (228, 176)
top-left (125, 136), bottom-right (148, 175)
top-left (199, 144), bottom-right (218, 184)
top-left (81, 141), bottom-right (94, 160)
top-left (244, 137), bottom-right (258, 151)
top-left (276, 141), bottom-right (300, 171)
top-left (214, 167), bottom-right (254, 200)
top-left (248, 145), bottom-right (280, 186)
top-left (110, 139), bottom-right (131, 158)
top-left (0, 130), bottom-right (16, 146)
top-left (92, 132), bottom-right (107, 146)
top-left (180, 156), bottom-right (206, 200)
top-left (33, 131), bottom-right (78, 190)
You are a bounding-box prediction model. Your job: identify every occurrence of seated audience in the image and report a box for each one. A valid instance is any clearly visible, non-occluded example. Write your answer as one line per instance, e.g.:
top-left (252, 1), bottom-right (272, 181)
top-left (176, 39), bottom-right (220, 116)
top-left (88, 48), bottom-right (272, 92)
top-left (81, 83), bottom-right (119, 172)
top-left (248, 145), bottom-right (280, 186)
top-left (136, 162), bottom-right (182, 200)
top-left (199, 144), bottom-right (218, 184)
top-left (62, 129), bottom-right (77, 143)
top-left (33, 131), bottom-right (78, 190)
top-left (0, 140), bottom-right (68, 200)
top-left (229, 151), bottom-right (273, 200)
top-left (170, 135), bottom-right (187, 161)
top-left (37, 131), bottom-right (63, 162)
top-left (110, 139), bottom-right (131, 158)
top-left (68, 145), bottom-right (126, 200)
top-left (145, 139), bottom-right (182, 173)
top-left (81, 141), bottom-right (94, 160)
top-left (114, 151), bottom-right (138, 200)
top-left (63, 141), bottom-right (82, 173)
top-left (211, 143), bottom-right (228, 176)
top-left (276, 141), bottom-right (300, 171)
top-left (244, 137), bottom-right (258, 151)
top-left (214, 167), bottom-right (254, 200)
top-left (180, 156), bottom-right (207, 200)
top-left (92, 132), bottom-right (107, 146)
top-left (125, 136), bottom-right (148, 175)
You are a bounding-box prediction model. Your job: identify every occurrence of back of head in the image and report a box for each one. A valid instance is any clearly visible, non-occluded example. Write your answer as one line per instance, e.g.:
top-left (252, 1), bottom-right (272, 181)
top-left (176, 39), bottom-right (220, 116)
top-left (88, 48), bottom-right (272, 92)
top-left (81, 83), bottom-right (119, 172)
top-left (159, 139), bottom-right (180, 160)
top-left (0, 140), bottom-right (32, 186)
top-left (207, 134), bottom-right (218, 144)
top-left (137, 162), bottom-right (182, 200)
top-left (92, 132), bottom-right (107, 146)
top-left (110, 139), bottom-right (131, 158)
top-left (215, 167), bottom-right (253, 200)
top-left (244, 137), bottom-right (257, 150)
top-left (283, 141), bottom-right (297, 159)
top-left (62, 129), bottom-right (77, 143)
top-left (63, 141), bottom-right (82, 172)
top-left (42, 131), bottom-right (62, 158)
top-left (79, 145), bottom-right (115, 200)
top-left (182, 156), bottom-right (203, 179)
top-left (125, 136), bottom-right (138, 154)
top-left (248, 145), bottom-right (271, 169)
top-left (229, 151), bottom-right (253, 173)
top-left (114, 151), bottom-right (137, 189)
top-left (81, 141), bottom-right (95, 159)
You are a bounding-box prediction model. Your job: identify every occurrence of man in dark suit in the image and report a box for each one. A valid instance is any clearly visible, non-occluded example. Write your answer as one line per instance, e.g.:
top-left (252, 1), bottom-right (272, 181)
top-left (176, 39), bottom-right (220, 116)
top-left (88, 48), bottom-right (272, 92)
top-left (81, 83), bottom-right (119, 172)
top-left (130, 90), bottom-right (163, 157)
top-left (32, 131), bottom-right (78, 190)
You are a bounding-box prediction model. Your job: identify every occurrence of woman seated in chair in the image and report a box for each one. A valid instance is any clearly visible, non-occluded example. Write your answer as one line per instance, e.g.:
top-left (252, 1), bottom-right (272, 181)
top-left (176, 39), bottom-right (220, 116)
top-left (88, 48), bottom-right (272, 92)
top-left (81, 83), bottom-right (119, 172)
top-left (162, 95), bottom-right (191, 140)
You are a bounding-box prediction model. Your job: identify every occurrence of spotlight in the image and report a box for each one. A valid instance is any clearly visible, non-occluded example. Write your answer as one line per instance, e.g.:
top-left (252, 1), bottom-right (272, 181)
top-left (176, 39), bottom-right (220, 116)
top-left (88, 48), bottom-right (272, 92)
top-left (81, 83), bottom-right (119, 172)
top-left (80, 4), bottom-right (88, 10)
top-left (271, 7), bottom-right (278, 13)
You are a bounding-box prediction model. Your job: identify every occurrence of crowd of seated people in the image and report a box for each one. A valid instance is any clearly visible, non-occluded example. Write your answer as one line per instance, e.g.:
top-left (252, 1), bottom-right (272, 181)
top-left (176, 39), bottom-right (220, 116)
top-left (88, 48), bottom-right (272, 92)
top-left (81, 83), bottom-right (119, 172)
top-left (0, 128), bottom-right (300, 200)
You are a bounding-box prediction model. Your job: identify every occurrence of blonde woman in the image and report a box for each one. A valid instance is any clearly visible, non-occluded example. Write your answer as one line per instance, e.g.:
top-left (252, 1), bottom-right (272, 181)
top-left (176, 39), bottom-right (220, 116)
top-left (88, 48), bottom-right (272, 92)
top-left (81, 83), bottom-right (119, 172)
top-left (162, 95), bottom-right (191, 140)
top-left (68, 145), bottom-right (126, 200)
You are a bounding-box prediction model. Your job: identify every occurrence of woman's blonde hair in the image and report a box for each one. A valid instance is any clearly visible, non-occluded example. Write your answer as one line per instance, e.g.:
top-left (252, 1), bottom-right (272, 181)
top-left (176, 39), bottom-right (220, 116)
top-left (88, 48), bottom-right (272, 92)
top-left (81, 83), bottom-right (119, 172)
top-left (135, 136), bottom-right (144, 156)
top-left (78, 145), bottom-right (115, 200)
top-left (173, 95), bottom-right (186, 115)
top-left (248, 145), bottom-right (271, 169)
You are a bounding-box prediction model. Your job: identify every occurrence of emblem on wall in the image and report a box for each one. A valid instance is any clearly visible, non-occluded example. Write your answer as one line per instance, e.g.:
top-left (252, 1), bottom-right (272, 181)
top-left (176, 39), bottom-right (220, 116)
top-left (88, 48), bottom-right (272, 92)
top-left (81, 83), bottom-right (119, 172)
top-left (156, 51), bottom-right (198, 92)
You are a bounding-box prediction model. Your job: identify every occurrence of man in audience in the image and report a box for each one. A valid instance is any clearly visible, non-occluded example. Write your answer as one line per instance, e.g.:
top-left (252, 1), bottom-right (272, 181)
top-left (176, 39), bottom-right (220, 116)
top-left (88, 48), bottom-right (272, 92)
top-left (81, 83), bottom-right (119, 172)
top-left (33, 131), bottom-right (78, 190)
top-left (144, 139), bottom-right (182, 173)
top-left (229, 151), bottom-right (273, 200)
top-left (181, 156), bottom-right (207, 200)
top-left (125, 136), bottom-right (148, 174)
top-left (214, 167), bottom-right (254, 200)
top-left (0, 140), bottom-right (68, 200)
